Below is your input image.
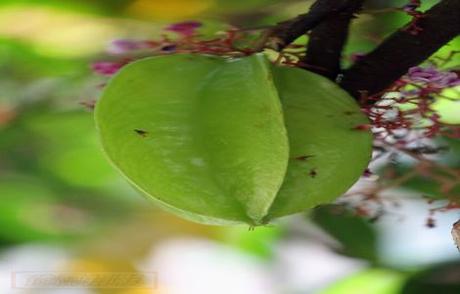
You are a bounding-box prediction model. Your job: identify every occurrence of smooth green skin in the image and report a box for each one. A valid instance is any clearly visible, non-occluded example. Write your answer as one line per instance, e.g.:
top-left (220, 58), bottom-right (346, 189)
top-left (95, 54), bottom-right (289, 225)
top-left (95, 53), bottom-right (372, 225)
top-left (268, 65), bottom-right (373, 218)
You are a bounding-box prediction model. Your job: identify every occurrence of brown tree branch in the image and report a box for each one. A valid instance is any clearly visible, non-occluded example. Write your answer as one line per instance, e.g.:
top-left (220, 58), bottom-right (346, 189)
top-left (300, 0), bottom-right (364, 80)
top-left (266, 0), bottom-right (362, 51)
top-left (339, 0), bottom-right (460, 99)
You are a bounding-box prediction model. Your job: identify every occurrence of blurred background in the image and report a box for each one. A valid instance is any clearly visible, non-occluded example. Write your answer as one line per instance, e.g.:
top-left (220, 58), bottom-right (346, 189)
top-left (0, 0), bottom-right (459, 293)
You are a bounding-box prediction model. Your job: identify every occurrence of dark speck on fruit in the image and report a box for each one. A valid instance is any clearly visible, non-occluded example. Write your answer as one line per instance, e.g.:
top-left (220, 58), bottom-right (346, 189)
top-left (309, 168), bottom-right (317, 178)
top-left (294, 155), bottom-right (314, 161)
top-left (134, 129), bottom-right (149, 137)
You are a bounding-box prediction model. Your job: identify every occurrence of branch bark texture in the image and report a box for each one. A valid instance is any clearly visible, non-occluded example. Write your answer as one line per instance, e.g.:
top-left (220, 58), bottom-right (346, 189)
top-left (267, 0), bottom-right (362, 51)
top-left (339, 0), bottom-right (460, 98)
top-left (301, 0), bottom-right (364, 80)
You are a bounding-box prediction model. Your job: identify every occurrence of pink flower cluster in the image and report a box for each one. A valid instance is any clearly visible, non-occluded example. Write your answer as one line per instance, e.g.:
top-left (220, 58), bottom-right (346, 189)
top-left (107, 39), bottom-right (150, 54)
top-left (91, 21), bottom-right (257, 77)
top-left (165, 21), bottom-right (202, 37)
top-left (92, 21), bottom-right (205, 76)
top-left (91, 61), bottom-right (125, 76)
top-left (406, 66), bottom-right (460, 89)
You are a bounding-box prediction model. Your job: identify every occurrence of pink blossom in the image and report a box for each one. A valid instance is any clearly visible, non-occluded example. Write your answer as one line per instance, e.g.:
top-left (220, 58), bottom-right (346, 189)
top-left (91, 62), bottom-right (123, 76)
top-left (107, 39), bottom-right (147, 54)
top-left (406, 66), bottom-right (460, 88)
top-left (165, 21), bottom-right (202, 37)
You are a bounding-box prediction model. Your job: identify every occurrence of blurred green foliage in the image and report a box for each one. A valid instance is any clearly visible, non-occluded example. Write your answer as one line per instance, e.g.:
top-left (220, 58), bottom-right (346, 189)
top-left (321, 269), bottom-right (407, 294)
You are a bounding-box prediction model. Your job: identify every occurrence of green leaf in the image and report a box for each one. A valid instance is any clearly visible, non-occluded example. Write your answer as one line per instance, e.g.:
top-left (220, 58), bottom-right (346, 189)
top-left (95, 54), bottom-right (372, 225)
top-left (267, 66), bottom-right (373, 218)
top-left (402, 262), bottom-right (460, 294)
top-left (311, 205), bottom-right (378, 261)
top-left (95, 54), bottom-right (289, 225)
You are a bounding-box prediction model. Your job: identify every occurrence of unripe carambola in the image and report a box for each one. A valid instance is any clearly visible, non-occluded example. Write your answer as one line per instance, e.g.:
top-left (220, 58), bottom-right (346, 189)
top-left (95, 54), bottom-right (372, 225)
